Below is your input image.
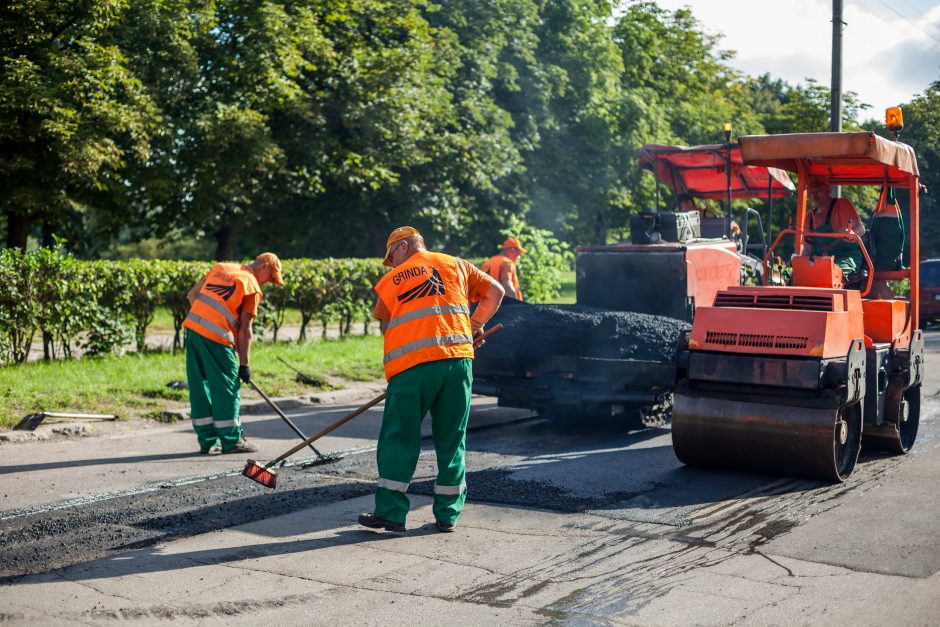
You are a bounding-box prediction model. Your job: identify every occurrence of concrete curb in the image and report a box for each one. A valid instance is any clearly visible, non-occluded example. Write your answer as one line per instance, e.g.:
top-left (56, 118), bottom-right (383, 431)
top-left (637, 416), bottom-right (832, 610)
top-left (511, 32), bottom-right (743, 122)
top-left (0, 422), bottom-right (91, 444)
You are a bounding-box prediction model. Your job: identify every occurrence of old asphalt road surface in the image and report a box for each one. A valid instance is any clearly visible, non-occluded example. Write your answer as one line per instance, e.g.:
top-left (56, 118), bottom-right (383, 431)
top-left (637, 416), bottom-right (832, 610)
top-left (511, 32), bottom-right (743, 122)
top-left (2, 333), bottom-right (940, 625)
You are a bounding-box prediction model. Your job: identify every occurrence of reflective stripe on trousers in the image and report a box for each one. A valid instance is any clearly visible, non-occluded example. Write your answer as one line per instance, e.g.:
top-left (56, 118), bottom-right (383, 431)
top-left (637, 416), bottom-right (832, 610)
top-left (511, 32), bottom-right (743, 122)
top-left (383, 334), bottom-right (473, 364)
top-left (192, 416), bottom-right (239, 428)
top-left (196, 293), bottom-right (240, 329)
top-left (385, 304), bottom-right (470, 332)
top-left (377, 477), bottom-right (410, 492)
top-left (185, 312), bottom-right (236, 345)
top-left (434, 483), bottom-right (466, 495)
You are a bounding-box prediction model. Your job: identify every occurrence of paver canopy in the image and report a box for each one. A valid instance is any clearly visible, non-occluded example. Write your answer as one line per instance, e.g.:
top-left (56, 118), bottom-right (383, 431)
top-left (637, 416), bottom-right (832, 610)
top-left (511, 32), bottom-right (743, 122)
top-left (739, 131), bottom-right (919, 185)
top-left (639, 144), bottom-right (795, 200)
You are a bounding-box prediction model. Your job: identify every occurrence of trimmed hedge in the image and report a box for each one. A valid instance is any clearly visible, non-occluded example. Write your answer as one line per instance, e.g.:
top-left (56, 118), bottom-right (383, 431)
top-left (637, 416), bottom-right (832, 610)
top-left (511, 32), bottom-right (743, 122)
top-left (0, 249), bottom-right (386, 365)
top-left (0, 242), bottom-right (569, 365)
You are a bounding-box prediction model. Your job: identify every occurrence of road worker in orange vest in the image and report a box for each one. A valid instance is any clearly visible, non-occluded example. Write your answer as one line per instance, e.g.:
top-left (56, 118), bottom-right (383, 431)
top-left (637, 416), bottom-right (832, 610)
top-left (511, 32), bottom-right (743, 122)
top-left (482, 237), bottom-right (526, 300)
top-left (359, 227), bottom-right (504, 533)
top-left (183, 253), bottom-right (283, 455)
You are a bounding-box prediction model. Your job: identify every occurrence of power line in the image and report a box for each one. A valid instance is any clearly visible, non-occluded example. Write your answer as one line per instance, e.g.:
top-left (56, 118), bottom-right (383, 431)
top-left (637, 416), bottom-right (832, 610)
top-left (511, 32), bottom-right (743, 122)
top-left (871, 0), bottom-right (940, 50)
top-left (852, 0), bottom-right (940, 58)
top-left (893, 0), bottom-right (940, 37)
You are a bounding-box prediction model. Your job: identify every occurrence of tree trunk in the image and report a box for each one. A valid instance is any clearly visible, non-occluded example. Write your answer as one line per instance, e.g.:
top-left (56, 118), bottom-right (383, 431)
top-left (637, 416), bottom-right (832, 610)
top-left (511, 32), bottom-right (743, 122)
top-left (214, 217), bottom-right (243, 261)
top-left (5, 212), bottom-right (30, 250)
top-left (43, 331), bottom-right (54, 360)
top-left (42, 221), bottom-right (55, 247)
top-left (368, 220), bottom-right (384, 257)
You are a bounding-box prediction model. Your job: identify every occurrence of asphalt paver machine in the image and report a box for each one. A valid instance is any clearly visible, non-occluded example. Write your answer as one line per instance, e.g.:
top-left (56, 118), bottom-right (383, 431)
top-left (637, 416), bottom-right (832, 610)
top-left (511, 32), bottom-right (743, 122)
top-left (672, 129), bottom-right (924, 481)
top-left (474, 143), bottom-right (794, 425)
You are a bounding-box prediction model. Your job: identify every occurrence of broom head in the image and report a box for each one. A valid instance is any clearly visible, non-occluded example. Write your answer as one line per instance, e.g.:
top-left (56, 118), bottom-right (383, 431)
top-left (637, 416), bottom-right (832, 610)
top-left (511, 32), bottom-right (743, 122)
top-left (243, 459), bottom-right (278, 489)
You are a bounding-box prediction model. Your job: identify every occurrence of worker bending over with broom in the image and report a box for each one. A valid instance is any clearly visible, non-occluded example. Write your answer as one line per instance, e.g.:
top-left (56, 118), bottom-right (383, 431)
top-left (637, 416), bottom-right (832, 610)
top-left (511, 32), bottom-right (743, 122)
top-left (184, 253), bottom-right (283, 455)
top-left (359, 227), bottom-right (504, 533)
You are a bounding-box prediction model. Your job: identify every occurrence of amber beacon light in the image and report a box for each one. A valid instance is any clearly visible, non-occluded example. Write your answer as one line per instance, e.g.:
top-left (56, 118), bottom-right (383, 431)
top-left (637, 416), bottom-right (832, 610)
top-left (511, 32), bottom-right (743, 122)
top-left (886, 106), bottom-right (904, 134)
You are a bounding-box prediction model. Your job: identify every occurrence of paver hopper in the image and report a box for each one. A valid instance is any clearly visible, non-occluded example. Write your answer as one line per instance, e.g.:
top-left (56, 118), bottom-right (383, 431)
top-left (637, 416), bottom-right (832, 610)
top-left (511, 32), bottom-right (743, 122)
top-left (672, 127), bottom-right (924, 481)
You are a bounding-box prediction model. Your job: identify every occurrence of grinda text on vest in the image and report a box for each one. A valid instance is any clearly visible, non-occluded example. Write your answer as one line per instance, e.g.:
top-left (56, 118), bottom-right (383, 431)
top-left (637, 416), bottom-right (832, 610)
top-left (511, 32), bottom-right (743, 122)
top-left (392, 266), bottom-right (428, 286)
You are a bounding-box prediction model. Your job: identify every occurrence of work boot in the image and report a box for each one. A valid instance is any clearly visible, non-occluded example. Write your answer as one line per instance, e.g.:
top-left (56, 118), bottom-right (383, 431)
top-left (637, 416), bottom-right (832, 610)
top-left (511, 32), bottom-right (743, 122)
top-left (436, 521), bottom-right (456, 533)
top-left (222, 438), bottom-right (259, 454)
top-left (358, 513), bottom-right (405, 532)
top-left (200, 444), bottom-right (222, 455)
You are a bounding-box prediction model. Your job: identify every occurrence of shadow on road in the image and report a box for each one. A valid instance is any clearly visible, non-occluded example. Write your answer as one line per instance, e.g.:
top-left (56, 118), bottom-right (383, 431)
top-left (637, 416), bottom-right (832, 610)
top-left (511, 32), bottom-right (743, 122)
top-left (0, 452), bottom-right (203, 475)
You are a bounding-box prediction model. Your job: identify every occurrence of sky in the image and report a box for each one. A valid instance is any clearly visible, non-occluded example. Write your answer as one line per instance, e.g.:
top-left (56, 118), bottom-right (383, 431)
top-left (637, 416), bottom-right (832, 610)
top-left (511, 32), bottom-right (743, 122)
top-left (653, 0), bottom-right (940, 121)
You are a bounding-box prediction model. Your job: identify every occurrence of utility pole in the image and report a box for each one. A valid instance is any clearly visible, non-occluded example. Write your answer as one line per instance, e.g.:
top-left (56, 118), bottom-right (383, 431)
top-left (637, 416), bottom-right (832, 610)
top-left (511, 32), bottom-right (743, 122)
top-left (831, 0), bottom-right (844, 196)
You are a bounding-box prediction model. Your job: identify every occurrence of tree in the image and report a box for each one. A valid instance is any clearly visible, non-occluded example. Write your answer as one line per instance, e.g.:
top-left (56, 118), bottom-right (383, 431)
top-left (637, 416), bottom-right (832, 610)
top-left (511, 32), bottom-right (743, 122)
top-left (763, 78), bottom-right (870, 134)
top-left (0, 0), bottom-right (158, 249)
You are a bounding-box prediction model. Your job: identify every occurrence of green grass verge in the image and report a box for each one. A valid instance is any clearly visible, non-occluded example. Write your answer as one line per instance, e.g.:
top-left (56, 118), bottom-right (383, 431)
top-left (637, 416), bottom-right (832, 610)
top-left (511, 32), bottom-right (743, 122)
top-left (0, 335), bottom-right (384, 430)
top-left (550, 270), bottom-right (576, 304)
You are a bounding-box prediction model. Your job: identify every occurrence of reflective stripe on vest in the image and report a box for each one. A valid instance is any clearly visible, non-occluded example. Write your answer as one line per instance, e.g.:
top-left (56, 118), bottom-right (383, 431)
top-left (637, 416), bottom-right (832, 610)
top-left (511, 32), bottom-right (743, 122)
top-left (196, 293), bottom-right (240, 329)
top-left (377, 477), bottom-right (410, 492)
top-left (434, 483), bottom-right (466, 495)
top-left (383, 334), bottom-right (474, 365)
top-left (385, 304), bottom-right (470, 332)
top-left (185, 312), bottom-right (236, 345)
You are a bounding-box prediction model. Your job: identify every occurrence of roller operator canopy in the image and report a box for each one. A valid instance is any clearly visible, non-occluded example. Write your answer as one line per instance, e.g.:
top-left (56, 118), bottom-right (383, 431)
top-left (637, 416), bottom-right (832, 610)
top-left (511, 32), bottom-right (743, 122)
top-left (639, 143), bottom-right (795, 200)
top-left (739, 131), bottom-right (919, 186)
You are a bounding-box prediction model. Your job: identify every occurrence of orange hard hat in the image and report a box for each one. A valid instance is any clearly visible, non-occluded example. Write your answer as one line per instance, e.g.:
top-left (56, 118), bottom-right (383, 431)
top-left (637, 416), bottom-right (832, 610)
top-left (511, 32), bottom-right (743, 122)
top-left (384, 226), bottom-right (421, 267)
top-left (256, 252), bottom-right (284, 285)
top-left (501, 237), bottom-right (527, 254)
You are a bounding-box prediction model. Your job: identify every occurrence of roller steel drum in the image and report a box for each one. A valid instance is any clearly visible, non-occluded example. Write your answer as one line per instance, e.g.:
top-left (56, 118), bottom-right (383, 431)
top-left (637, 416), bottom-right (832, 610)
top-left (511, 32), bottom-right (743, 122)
top-left (863, 382), bottom-right (921, 454)
top-left (671, 393), bottom-right (863, 482)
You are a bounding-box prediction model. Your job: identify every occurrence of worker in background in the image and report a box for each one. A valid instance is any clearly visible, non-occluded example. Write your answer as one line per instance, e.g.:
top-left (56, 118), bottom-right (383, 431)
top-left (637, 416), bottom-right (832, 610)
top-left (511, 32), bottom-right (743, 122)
top-left (184, 253), bottom-right (283, 455)
top-left (802, 179), bottom-right (866, 277)
top-left (359, 227), bottom-right (504, 533)
top-left (482, 237), bottom-right (526, 300)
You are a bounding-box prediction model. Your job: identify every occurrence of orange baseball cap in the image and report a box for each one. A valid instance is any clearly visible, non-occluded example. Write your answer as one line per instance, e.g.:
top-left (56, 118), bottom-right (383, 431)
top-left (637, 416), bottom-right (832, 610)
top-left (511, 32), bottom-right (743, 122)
top-left (256, 252), bottom-right (284, 285)
top-left (502, 237), bottom-right (527, 254)
top-left (384, 226), bottom-right (421, 266)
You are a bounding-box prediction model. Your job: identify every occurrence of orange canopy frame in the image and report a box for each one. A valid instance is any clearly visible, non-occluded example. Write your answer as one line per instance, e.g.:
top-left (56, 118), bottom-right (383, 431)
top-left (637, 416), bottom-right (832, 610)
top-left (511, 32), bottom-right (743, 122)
top-left (639, 144), bottom-right (795, 200)
top-left (739, 130), bottom-right (921, 327)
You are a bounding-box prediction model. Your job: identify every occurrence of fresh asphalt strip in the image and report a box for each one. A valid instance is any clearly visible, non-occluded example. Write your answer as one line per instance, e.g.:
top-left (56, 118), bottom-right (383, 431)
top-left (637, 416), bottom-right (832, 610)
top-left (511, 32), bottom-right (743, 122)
top-left (0, 444), bottom-right (379, 524)
top-left (0, 414), bottom-right (545, 579)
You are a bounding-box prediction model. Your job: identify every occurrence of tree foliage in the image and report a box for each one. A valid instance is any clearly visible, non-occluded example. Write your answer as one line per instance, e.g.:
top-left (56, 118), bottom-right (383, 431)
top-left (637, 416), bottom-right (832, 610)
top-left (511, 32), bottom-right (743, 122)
top-left (1, 0), bottom-right (929, 258)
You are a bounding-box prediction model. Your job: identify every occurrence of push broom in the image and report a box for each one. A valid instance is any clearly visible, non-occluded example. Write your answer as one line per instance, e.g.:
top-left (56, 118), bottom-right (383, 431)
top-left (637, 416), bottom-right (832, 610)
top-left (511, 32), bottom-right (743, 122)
top-left (243, 323), bottom-right (503, 489)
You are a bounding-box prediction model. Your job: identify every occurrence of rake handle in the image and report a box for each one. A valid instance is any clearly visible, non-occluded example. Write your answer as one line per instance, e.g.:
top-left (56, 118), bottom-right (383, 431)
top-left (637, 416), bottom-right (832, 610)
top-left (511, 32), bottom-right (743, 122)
top-left (248, 379), bottom-right (323, 457)
top-left (263, 321), bottom-right (504, 468)
top-left (267, 392), bottom-right (387, 467)
top-left (276, 356), bottom-right (304, 376)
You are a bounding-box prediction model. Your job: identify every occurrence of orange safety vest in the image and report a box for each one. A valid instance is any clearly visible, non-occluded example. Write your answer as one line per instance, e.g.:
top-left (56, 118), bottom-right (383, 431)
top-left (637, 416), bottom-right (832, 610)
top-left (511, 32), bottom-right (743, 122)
top-left (375, 251), bottom-right (474, 381)
top-left (482, 254), bottom-right (520, 298)
top-left (183, 263), bottom-right (262, 348)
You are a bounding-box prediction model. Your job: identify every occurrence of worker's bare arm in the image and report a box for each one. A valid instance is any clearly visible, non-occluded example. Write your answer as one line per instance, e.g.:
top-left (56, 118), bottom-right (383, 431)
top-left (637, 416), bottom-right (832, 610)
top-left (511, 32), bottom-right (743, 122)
top-left (471, 277), bottom-right (505, 328)
top-left (236, 311), bottom-right (253, 366)
top-left (499, 264), bottom-right (519, 299)
top-left (187, 276), bottom-right (207, 305)
top-left (372, 296), bottom-right (391, 333)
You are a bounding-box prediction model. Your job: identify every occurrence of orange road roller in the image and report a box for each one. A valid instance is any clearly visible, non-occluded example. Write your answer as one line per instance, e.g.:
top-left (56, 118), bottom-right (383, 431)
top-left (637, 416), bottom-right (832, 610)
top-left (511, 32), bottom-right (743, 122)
top-left (672, 123), bottom-right (924, 482)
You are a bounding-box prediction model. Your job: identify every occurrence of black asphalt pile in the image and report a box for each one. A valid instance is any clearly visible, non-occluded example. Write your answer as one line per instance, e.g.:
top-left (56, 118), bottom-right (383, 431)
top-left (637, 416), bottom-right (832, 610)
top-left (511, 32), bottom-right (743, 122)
top-left (476, 301), bottom-right (689, 374)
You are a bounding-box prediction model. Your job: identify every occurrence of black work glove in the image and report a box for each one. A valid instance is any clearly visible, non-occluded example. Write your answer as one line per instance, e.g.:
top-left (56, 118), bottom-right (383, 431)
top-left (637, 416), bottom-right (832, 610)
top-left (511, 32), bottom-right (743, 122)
top-left (238, 365), bottom-right (251, 383)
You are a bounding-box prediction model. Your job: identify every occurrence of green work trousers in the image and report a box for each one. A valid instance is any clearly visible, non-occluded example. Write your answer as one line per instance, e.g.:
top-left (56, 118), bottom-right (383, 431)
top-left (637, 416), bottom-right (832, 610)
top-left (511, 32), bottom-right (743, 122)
top-left (374, 358), bottom-right (472, 526)
top-left (186, 328), bottom-right (243, 451)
